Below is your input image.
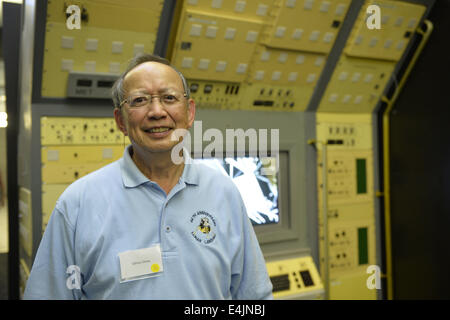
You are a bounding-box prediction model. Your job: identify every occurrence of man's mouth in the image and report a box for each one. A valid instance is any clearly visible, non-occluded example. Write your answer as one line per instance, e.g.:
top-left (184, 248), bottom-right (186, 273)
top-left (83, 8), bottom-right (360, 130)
top-left (145, 127), bottom-right (171, 133)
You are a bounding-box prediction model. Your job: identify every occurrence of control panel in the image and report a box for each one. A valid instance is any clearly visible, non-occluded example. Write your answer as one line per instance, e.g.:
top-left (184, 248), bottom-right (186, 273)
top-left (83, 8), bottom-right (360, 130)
top-left (313, 0), bottom-right (427, 299)
top-left (42, 0), bottom-right (163, 98)
top-left (170, 0), bottom-right (350, 112)
top-left (40, 117), bottom-right (127, 231)
top-left (315, 113), bottom-right (376, 299)
top-left (266, 256), bottom-right (324, 299)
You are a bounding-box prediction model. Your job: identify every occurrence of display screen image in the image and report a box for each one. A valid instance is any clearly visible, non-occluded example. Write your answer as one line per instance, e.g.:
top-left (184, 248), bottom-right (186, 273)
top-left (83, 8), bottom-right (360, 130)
top-left (196, 157), bottom-right (279, 226)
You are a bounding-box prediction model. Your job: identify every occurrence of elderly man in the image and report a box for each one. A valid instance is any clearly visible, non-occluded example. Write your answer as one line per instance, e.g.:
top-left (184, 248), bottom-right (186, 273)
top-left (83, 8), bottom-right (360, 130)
top-left (24, 53), bottom-right (273, 300)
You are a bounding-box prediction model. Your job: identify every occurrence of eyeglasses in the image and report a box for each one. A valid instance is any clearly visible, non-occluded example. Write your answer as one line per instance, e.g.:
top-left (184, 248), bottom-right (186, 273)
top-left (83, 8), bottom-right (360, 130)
top-left (119, 91), bottom-right (188, 109)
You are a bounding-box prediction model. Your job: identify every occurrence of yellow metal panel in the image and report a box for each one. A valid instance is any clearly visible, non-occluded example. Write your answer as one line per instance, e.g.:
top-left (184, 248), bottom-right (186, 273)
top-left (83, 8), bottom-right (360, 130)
top-left (266, 256), bottom-right (324, 299)
top-left (316, 112), bottom-right (373, 149)
top-left (19, 259), bottom-right (30, 299)
top-left (189, 80), bottom-right (243, 110)
top-left (317, 55), bottom-right (395, 113)
top-left (41, 183), bottom-right (70, 232)
top-left (247, 46), bottom-right (326, 87)
top-left (317, 149), bottom-right (374, 206)
top-left (46, 0), bottom-right (162, 32)
top-left (42, 145), bottom-right (124, 164)
top-left (171, 9), bottom-right (263, 82)
top-left (240, 83), bottom-right (313, 112)
top-left (42, 0), bottom-right (163, 97)
top-left (42, 162), bottom-right (110, 184)
top-left (325, 202), bottom-right (376, 223)
top-left (329, 272), bottom-right (378, 300)
top-left (261, 0), bottom-right (352, 53)
top-left (41, 117), bottom-right (129, 145)
top-left (184, 0), bottom-right (274, 22)
top-left (345, 0), bottom-right (426, 61)
top-left (318, 217), bottom-right (377, 298)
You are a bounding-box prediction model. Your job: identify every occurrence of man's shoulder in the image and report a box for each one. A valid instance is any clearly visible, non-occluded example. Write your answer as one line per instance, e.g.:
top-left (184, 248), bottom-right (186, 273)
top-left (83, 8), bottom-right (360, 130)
top-left (58, 160), bottom-right (122, 205)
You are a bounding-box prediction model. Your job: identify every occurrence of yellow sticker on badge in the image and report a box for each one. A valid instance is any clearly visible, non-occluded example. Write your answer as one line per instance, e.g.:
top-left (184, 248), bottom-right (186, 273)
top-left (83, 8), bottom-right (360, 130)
top-left (151, 264), bottom-right (160, 273)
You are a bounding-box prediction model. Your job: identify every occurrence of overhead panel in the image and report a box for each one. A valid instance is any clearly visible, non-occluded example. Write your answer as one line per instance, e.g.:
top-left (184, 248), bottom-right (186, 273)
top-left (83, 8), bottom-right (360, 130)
top-left (171, 0), bottom-right (351, 112)
top-left (318, 0), bottom-right (426, 114)
top-left (345, 0), bottom-right (426, 61)
top-left (261, 0), bottom-right (352, 53)
top-left (42, 0), bottom-right (163, 98)
top-left (171, 9), bottom-right (263, 83)
top-left (317, 55), bottom-right (395, 113)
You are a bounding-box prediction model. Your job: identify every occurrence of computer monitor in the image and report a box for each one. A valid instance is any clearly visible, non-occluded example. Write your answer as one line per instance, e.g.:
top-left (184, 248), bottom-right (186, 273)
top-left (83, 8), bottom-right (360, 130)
top-left (191, 109), bottom-right (317, 260)
top-left (195, 156), bottom-right (279, 226)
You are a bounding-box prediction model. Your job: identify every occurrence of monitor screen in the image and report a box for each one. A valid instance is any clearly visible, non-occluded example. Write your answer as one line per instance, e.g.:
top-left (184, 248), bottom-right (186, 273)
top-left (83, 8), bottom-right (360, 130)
top-left (195, 156), bottom-right (279, 226)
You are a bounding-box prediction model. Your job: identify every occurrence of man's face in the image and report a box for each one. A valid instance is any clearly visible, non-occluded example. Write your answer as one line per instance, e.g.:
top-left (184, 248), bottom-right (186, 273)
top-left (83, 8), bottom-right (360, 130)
top-left (114, 62), bottom-right (195, 156)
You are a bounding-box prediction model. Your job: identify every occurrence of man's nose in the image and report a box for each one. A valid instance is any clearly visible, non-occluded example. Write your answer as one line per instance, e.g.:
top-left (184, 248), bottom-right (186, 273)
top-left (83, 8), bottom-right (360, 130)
top-left (146, 98), bottom-right (167, 119)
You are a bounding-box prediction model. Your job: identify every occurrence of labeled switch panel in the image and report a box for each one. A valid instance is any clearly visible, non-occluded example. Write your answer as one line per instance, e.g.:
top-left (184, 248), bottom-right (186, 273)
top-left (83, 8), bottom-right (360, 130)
top-left (185, 0), bottom-right (274, 21)
top-left (41, 117), bottom-right (128, 145)
top-left (42, 0), bottom-right (163, 97)
top-left (318, 218), bottom-right (376, 277)
top-left (240, 83), bottom-right (313, 111)
top-left (345, 0), bottom-right (426, 61)
top-left (170, 0), bottom-right (335, 112)
top-left (266, 256), bottom-right (324, 299)
top-left (188, 80), bottom-right (244, 110)
top-left (315, 111), bottom-right (377, 299)
top-left (41, 117), bottom-right (127, 233)
top-left (316, 113), bottom-right (373, 149)
top-left (172, 9), bottom-right (263, 83)
top-left (261, 0), bottom-right (351, 53)
top-left (317, 149), bottom-right (374, 205)
top-left (317, 55), bottom-right (395, 113)
top-left (247, 46), bottom-right (326, 87)
top-left (66, 72), bottom-right (118, 98)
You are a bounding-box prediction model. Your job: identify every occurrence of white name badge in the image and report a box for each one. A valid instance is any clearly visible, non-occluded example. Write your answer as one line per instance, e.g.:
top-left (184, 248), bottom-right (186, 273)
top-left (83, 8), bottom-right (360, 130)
top-left (118, 244), bottom-right (163, 283)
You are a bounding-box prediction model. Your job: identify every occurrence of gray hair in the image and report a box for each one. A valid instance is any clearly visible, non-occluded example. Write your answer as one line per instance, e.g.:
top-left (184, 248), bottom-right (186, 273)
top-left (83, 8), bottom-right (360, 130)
top-left (111, 53), bottom-right (190, 109)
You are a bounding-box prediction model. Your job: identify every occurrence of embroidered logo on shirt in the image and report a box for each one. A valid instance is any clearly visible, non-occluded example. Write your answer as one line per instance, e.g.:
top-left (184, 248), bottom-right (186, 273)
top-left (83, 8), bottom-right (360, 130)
top-left (190, 211), bottom-right (217, 244)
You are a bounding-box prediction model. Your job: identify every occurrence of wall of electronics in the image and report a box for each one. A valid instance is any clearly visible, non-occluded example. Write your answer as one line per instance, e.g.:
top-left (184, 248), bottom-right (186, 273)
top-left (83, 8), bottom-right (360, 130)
top-left (16, 0), bottom-right (434, 299)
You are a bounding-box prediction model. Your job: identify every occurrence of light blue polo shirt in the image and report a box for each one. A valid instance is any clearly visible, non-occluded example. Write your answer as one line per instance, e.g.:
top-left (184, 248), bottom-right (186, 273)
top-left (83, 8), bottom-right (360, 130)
top-left (24, 146), bottom-right (273, 300)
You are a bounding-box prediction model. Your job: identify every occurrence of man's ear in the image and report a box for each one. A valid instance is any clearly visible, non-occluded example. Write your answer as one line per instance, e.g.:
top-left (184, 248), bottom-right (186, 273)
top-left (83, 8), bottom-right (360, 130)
top-left (114, 108), bottom-right (128, 136)
top-left (186, 98), bottom-right (196, 129)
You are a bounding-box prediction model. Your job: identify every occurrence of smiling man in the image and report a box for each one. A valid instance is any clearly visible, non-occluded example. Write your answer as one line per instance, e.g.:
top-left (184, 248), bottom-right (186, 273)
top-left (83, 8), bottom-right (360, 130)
top-left (23, 53), bottom-right (273, 300)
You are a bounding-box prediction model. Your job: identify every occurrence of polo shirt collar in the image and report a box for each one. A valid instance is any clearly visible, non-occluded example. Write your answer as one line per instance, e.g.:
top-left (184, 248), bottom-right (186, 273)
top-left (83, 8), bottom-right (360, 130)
top-left (120, 145), bottom-right (199, 188)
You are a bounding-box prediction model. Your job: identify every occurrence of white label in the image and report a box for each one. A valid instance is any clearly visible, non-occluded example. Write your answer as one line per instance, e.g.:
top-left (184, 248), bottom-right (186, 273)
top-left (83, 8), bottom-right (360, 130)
top-left (190, 24), bottom-right (202, 37)
top-left (205, 26), bottom-right (218, 38)
top-left (224, 27), bottom-right (236, 40)
top-left (256, 4), bottom-right (268, 16)
top-left (61, 36), bottom-right (74, 49)
top-left (246, 31), bottom-right (258, 43)
top-left (102, 148), bottom-right (113, 159)
top-left (235, 1), bottom-right (246, 12)
top-left (85, 38), bottom-right (98, 51)
top-left (111, 41), bottom-right (123, 54)
top-left (118, 245), bottom-right (163, 282)
top-left (47, 150), bottom-right (59, 161)
top-left (216, 61), bottom-right (227, 72)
